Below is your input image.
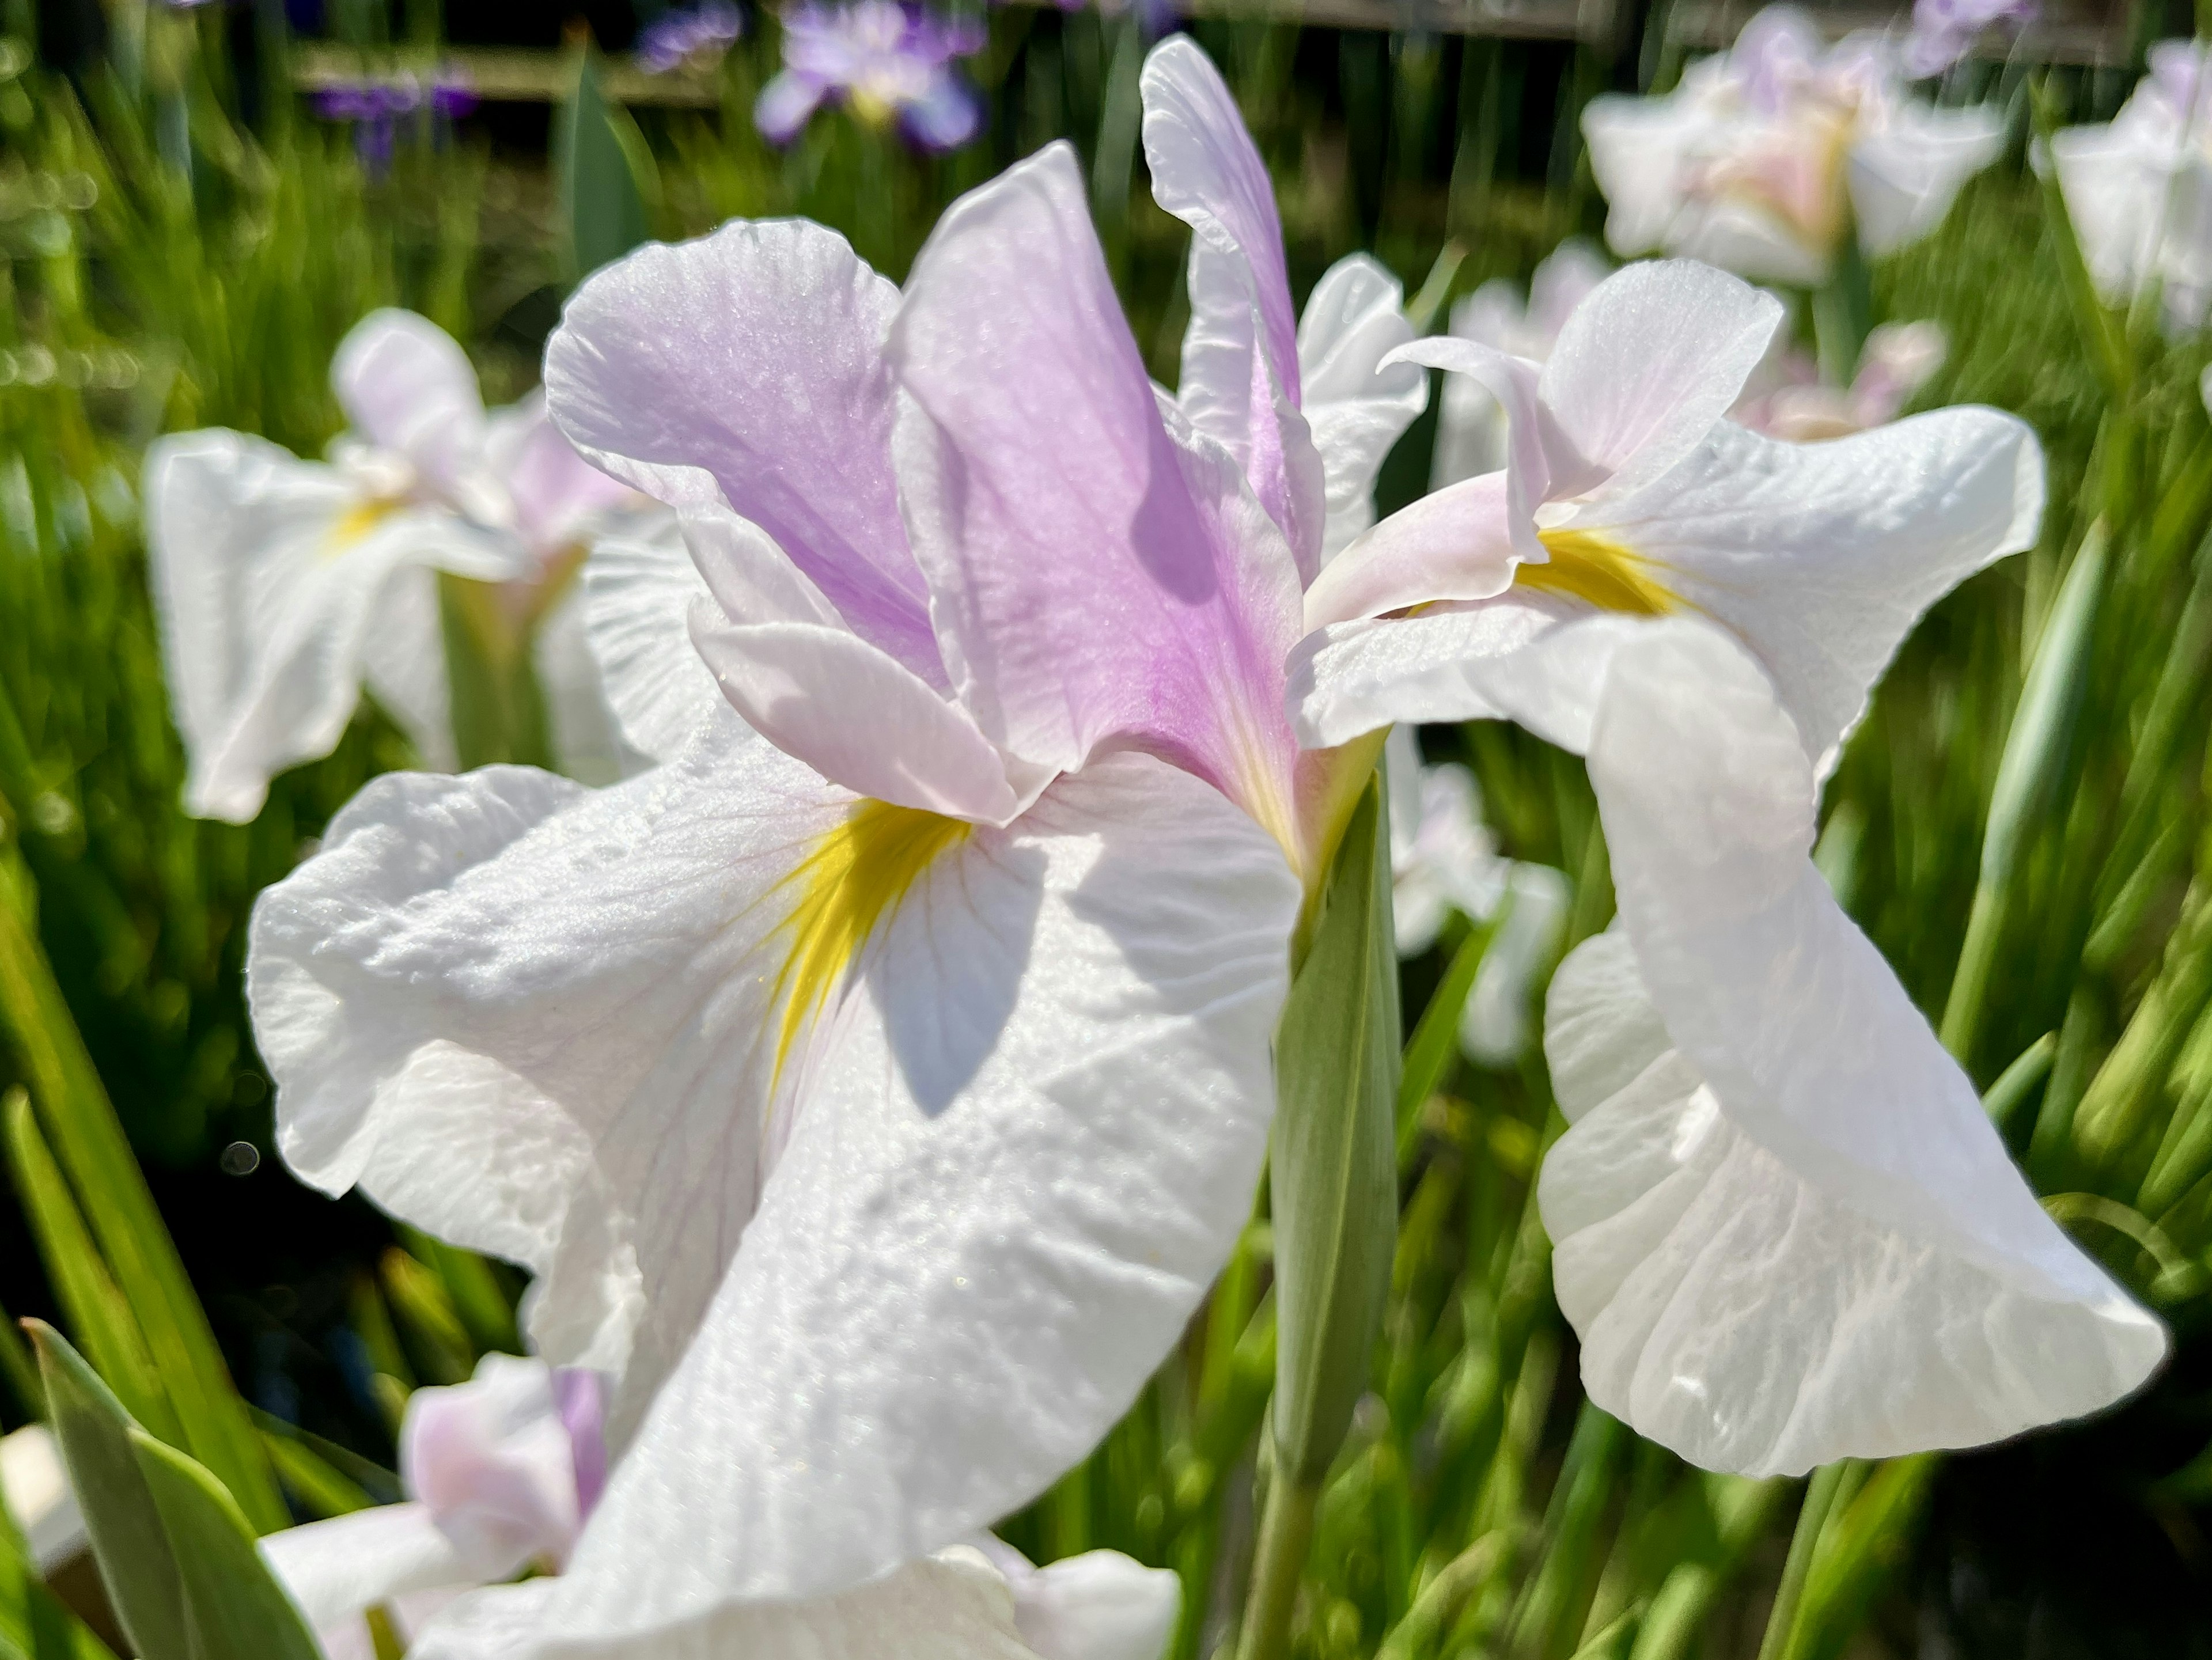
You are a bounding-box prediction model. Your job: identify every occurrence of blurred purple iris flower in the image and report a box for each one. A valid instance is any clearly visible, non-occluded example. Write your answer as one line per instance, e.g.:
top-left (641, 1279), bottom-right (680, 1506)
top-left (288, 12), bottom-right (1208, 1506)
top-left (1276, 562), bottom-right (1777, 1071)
top-left (638, 1), bottom-right (746, 73)
top-left (312, 69), bottom-right (478, 176)
top-left (755, 1), bottom-right (987, 151)
top-left (1903, 0), bottom-right (2035, 77)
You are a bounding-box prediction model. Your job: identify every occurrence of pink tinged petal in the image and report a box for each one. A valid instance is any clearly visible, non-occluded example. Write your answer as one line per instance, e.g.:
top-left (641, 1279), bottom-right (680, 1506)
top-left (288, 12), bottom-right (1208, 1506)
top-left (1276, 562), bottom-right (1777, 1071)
top-left (1539, 623), bottom-right (2165, 1475)
top-left (260, 1502), bottom-right (475, 1638)
top-left (551, 1369), bottom-right (609, 1519)
top-left (332, 310), bottom-right (489, 485)
top-left (581, 513), bottom-right (723, 764)
top-left (407, 1553), bottom-right (1040, 1660)
top-left (1142, 36), bottom-right (1325, 574)
top-left (543, 219), bottom-right (944, 683)
top-left (681, 503), bottom-right (1030, 821)
top-left (1287, 601), bottom-right (1643, 753)
top-left (890, 144), bottom-right (1304, 842)
top-left (1296, 255), bottom-right (1429, 565)
top-left (403, 1354), bottom-right (582, 1575)
top-left (249, 728), bottom-right (850, 1446)
top-left (1387, 338), bottom-right (1566, 563)
top-left (488, 397), bottom-right (634, 556)
top-left (539, 754), bottom-right (1297, 1636)
top-left (1535, 259), bottom-right (1782, 498)
top-left (1303, 472), bottom-right (1519, 628)
top-left (143, 430), bottom-right (507, 821)
top-left (1565, 407), bottom-right (2043, 775)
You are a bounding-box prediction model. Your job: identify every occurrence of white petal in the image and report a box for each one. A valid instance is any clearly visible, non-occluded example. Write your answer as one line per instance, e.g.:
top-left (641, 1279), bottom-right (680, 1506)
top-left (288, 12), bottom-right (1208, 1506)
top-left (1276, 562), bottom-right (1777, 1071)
top-left (332, 310), bottom-right (489, 487)
top-left (250, 723), bottom-right (845, 1432)
top-left (1543, 930), bottom-right (1671, 1121)
top-left (410, 1552), bottom-right (1038, 1660)
top-left (1538, 621), bottom-right (2166, 1475)
top-left (403, 1354), bottom-right (581, 1575)
top-left (1388, 339), bottom-right (1562, 562)
top-left (260, 1502), bottom-right (474, 1635)
top-left (1850, 103), bottom-right (2002, 257)
top-left (1295, 254), bottom-right (1427, 565)
top-left (143, 430), bottom-right (505, 821)
top-left (1581, 94), bottom-right (1701, 258)
top-left (580, 513), bottom-right (722, 764)
top-left (975, 1539), bottom-right (1181, 1660)
top-left (541, 752), bottom-right (1296, 1634)
top-left (536, 586), bottom-right (642, 786)
top-left (1569, 407), bottom-right (2043, 773)
top-left (1460, 862), bottom-right (1569, 1066)
top-left (1287, 600), bottom-right (1639, 753)
top-left (1537, 260), bottom-right (1782, 497)
top-left (360, 566), bottom-right (458, 772)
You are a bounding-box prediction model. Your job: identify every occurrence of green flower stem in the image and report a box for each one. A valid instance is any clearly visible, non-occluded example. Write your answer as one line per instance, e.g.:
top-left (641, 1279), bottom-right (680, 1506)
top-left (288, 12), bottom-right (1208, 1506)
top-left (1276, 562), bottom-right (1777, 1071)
top-left (1752, 1462), bottom-right (1850, 1660)
top-left (1236, 1472), bottom-right (1320, 1660)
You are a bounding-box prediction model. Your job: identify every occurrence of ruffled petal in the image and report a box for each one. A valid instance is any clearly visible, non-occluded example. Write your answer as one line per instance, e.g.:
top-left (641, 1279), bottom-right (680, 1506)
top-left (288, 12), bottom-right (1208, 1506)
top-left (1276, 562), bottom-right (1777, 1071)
top-left (1295, 254), bottom-right (1428, 564)
top-left (249, 722), bottom-right (849, 1434)
top-left (544, 220), bottom-right (942, 681)
top-left (1537, 622), bottom-right (2166, 1476)
top-left (581, 514), bottom-right (722, 764)
top-left (890, 144), bottom-right (1304, 843)
top-left (533, 752), bottom-right (1296, 1635)
top-left (1561, 406), bottom-right (2042, 773)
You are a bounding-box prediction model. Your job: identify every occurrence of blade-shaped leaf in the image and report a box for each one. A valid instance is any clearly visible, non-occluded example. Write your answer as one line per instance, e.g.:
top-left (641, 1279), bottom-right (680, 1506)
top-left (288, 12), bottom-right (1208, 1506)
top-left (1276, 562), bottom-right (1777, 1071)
top-left (1270, 775), bottom-right (1401, 1485)
top-left (28, 1323), bottom-right (187, 1660)
top-left (555, 48), bottom-right (655, 287)
top-left (128, 1430), bottom-right (320, 1660)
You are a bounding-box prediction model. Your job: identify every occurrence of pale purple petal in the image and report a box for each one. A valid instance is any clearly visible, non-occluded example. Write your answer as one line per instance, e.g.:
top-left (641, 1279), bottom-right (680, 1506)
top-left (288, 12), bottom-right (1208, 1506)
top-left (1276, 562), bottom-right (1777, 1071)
top-left (545, 219), bottom-right (944, 684)
top-left (889, 143), bottom-right (1304, 840)
top-left (332, 310), bottom-right (488, 490)
top-left (755, 71), bottom-right (827, 145)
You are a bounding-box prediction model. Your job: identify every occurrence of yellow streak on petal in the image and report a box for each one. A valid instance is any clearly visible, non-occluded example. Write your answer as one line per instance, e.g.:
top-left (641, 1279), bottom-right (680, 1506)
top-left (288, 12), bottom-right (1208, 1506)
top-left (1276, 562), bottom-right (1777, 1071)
top-left (772, 799), bottom-right (973, 1078)
top-left (1521, 527), bottom-right (1681, 617)
top-left (326, 497), bottom-right (402, 558)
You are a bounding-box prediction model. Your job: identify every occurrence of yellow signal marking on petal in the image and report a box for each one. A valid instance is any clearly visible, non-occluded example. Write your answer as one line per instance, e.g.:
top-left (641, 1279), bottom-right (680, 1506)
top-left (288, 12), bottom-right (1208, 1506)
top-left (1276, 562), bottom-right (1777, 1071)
top-left (1520, 528), bottom-right (1681, 617)
top-left (326, 497), bottom-right (401, 557)
top-left (771, 799), bottom-right (972, 1078)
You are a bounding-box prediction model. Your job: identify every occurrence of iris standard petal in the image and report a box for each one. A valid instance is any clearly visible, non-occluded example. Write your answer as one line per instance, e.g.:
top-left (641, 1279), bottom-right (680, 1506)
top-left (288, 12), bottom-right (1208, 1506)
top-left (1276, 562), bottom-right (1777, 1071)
top-left (332, 309), bottom-right (490, 484)
top-left (532, 752), bottom-right (1296, 1636)
top-left (1580, 94), bottom-right (1703, 257)
top-left (1387, 338), bottom-right (1559, 564)
top-left (1850, 103), bottom-right (2004, 258)
top-left (890, 143), bottom-right (1304, 844)
top-left (1294, 254), bottom-right (1428, 565)
top-left (1141, 36), bottom-right (1320, 567)
top-left (1536, 260), bottom-right (1781, 497)
top-left (544, 218), bottom-right (943, 681)
top-left (1538, 622), bottom-right (2166, 1476)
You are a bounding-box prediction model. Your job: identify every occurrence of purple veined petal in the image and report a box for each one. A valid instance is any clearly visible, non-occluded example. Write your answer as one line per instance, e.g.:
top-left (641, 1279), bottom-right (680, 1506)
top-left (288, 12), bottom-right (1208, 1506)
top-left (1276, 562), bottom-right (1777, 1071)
top-left (755, 70), bottom-right (829, 143)
top-left (544, 217), bottom-right (946, 684)
top-left (1142, 36), bottom-right (1321, 573)
top-left (889, 142), bottom-right (1306, 851)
